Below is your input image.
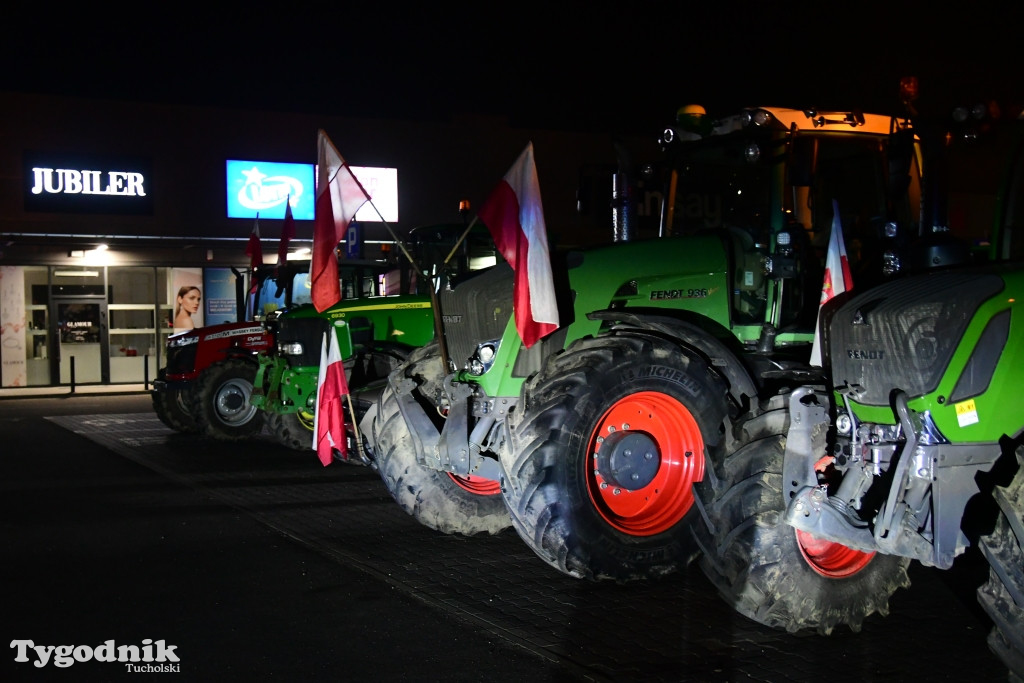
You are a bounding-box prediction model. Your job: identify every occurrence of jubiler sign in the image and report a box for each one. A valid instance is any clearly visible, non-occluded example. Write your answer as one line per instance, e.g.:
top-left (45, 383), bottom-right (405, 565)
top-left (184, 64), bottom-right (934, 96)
top-left (31, 168), bottom-right (146, 197)
top-left (23, 151), bottom-right (153, 214)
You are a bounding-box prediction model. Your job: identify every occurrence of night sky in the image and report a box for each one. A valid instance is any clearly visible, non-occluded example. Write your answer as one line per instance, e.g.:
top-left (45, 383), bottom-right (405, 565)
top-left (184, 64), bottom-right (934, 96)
top-left (4, 4), bottom-right (1019, 135)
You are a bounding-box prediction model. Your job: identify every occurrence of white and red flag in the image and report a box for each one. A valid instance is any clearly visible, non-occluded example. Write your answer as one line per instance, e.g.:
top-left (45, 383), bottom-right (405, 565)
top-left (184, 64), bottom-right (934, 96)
top-left (809, 200), bottom-right (854, 366)
top-left (246, 214), bottom-right (264, 294)
top-left (246, 214), bottom-right (264, 269)
top-left (478, 142), bottom-right (559, 348)
top-left (313, 329), bottom-right (350, 466)
top-left (311, 129), bottom-right (371, 312)
top-left (276, 196), bottom-right (295, 279)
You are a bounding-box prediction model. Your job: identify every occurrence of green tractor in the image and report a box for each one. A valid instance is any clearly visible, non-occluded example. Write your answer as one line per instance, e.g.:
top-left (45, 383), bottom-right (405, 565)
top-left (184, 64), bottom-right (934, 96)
top-left (693, 110), bottom-right (1024, 677)
top-left (361, 103), bottom-right (929, 560)
top-left (252, 221), bottom-right (499, 453)
top-left (366, 96), bottom-right (1023, 676)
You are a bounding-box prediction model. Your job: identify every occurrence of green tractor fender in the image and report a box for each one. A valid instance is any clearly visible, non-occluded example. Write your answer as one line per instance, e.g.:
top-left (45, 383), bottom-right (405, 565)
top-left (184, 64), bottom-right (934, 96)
top-left (585, 309), bottom-right (759, 413)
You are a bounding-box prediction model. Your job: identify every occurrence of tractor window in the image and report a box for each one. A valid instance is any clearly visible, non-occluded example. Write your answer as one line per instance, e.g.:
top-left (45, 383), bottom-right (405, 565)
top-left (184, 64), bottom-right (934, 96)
top-left (807, 136), bottom-right (887, 254)
top-left (666, 139), bottom-right (773, 240)
top-left (291, 272), bottom-right (311, 306)
top-left (803, 135), bottom-right (919, 284)
top-left (253, 277), bottom-right (287, 318)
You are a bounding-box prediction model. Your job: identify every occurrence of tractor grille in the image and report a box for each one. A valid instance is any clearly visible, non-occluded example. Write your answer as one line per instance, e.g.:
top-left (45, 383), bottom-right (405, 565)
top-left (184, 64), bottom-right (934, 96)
top-left (276, 316), bottom-right (330, 368)
top-left (828, 270), bottom-right (1004, 405)
top-left (165, 342), bottom-right (197, 377)
top-left (439, 263), bottom-right (514, 370)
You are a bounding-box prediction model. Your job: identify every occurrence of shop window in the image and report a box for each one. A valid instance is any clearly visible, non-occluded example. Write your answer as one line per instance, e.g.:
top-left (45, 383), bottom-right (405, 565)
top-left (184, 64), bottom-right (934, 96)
top-left (108, 267), bottom-right (159, 383)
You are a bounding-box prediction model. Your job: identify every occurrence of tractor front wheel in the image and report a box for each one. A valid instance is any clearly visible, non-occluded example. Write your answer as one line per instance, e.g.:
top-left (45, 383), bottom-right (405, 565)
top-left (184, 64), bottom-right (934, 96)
top-left (152, 368), bottom-right (197, 434)
top-left (977, 444), bottom-right (1024, 679)
top-left (191, 359), bottom-right (264, 441)
top-left (372, 343), bottom-right (509, 536)
top-left (695, 396), bottom-right (911, 634)
top-left (502, 333), bottom-right (730, 582)
top-left (268, 409), bottom-right (316, 451)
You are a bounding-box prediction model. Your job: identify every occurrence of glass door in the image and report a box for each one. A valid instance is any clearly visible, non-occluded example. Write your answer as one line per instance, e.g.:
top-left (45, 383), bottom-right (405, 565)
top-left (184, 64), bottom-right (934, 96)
top-left (53, 296), bottom-right (108, 384)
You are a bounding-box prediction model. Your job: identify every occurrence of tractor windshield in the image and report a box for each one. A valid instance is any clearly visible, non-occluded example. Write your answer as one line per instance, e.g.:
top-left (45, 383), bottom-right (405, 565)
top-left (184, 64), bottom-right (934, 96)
top-left (664, 131), bottom-right (918, 261)
top-left (665, 136), bottom-right (773, 241)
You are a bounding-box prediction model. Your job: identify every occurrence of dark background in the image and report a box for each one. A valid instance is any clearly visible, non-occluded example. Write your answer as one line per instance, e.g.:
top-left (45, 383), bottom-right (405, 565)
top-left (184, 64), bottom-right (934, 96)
top-left (4, 4), bottom-right (1020, 133)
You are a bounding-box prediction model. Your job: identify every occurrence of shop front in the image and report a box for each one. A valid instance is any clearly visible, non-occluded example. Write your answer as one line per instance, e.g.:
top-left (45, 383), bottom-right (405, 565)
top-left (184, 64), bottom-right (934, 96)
top-left (1, 263), bottom-right (241, 388)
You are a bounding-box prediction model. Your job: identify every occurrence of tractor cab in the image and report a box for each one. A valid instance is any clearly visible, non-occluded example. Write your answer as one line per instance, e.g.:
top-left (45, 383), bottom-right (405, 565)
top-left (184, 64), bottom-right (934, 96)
top-left (657, 105), bottom-right (922, 342)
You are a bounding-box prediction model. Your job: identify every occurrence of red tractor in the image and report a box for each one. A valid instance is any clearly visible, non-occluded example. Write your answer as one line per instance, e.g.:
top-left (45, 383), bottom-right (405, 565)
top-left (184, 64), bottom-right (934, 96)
top-left (151, 262), bottom-right (289, 440)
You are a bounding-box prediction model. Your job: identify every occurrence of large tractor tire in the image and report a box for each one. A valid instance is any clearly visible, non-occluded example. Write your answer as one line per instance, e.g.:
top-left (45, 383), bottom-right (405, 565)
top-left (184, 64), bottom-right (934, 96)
top-left (977, 444), bottom-right (1024, 680)
top-left (371, 343), bottom-right (510, 536)
top-left (151, 367), bottom-right (197, 433)
top-left (190, 359), bottom-right (264, 441)
top-left (267, 349), bottom-right (410, 453)
top-left (501, 333), bottom-right (731, 582)
top-left (268, 410), bottom-right (315, 451)
top-left (695, 393), bottom-right (912, 635)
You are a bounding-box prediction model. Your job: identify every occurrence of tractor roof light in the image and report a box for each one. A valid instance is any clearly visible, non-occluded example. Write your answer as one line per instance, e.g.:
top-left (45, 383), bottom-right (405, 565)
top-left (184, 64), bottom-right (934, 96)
top-left (742, 108), bottom-right (773, 127)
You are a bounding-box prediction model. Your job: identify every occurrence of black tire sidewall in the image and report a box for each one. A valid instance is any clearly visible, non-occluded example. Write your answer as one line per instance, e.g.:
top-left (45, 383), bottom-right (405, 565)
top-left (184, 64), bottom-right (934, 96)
top-left (696, 408), bottom-right (912, 634)
top-left (152, 368), bottom-right (197, 433)
top-left (270, 410), bottom-right (314, 451)
top-left (373, 345), bottom-right (509, 536)
top-left (509, 334), bottom-right (728, 580)
top-left (192, 359), bottom-right (263, 440)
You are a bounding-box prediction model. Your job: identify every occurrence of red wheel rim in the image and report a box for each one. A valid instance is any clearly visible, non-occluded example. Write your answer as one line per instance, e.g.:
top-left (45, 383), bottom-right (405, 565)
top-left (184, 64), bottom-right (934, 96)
top-left (796, 529), bottom-right (875, 578)
top-left (447, 473), bottom-right (502, 496)
top-left (586, 391), bottom-right (704, 536)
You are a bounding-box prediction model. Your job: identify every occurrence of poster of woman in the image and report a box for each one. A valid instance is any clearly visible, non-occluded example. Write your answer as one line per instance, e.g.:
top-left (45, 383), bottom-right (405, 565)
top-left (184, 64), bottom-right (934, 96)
top-left (171, 268), bottom-right (204, 333)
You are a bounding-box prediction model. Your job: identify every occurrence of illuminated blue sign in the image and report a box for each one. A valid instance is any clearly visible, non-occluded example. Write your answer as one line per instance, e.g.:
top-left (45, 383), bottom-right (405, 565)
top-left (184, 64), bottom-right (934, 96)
top-left (226, 160), bottom-right (314, 220)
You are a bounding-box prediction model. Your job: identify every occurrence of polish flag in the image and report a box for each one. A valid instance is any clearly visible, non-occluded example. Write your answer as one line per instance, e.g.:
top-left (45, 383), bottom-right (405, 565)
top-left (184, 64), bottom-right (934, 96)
top-left (276, 196), bottom-right (295, 279)
top-left (478, 142), bottom-right (559, 348)
top-left (246, 215), bottom-right (263, 294)
top-left (311, 130), bottom-right (371, 313)
top-left (313, 330), bottom-right (350, 465)
top-left (246, 215), bottom-right (264, 268)
top-left (810, 200), bottom-right (854, 366)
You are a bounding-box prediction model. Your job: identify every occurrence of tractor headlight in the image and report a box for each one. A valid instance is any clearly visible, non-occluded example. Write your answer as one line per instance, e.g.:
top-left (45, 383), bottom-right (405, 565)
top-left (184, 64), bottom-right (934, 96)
top-left (168, 334), bottom-right (198, 349)
top-left (467, 340), bottom-right (500, 376)
top-left (835, 412), bottom-right (853, 436)
top-left (775, 230), bottom-right (792, 255)
top-left (882, 250), bottom-right (901, 276)
top-left (278, 341), bottom-right (304, 356)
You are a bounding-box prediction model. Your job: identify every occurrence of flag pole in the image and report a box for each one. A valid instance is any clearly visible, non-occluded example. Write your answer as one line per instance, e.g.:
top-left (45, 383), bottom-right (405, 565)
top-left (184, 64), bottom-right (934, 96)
top-left (346, 393), bottom-right (369, 465)
top-left (441, 215), bottom-right (479, 267)
top-left (359, 192), bottom-right (453, 373)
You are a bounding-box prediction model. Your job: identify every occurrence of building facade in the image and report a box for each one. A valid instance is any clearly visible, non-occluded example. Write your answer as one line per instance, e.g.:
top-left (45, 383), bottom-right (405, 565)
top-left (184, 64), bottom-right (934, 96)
top-left (0, 91), bottom-right (656, 389)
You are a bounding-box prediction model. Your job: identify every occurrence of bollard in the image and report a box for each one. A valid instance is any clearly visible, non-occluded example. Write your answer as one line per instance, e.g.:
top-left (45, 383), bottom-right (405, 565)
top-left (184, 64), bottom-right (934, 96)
top-left (69, 355), bottom-right (76, 394)
top-left (144, 354), bottom-right (150, 389)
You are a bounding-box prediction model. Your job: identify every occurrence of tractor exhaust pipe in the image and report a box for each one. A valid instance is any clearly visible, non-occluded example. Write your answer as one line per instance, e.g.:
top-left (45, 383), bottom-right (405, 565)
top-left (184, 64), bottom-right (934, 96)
top-left (612, 172), bottom-right (635, 242)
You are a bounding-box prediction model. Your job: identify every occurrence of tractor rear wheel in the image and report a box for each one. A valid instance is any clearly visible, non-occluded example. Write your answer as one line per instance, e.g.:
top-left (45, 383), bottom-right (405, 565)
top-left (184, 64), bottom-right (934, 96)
top-left (152, 368), bottom-right (197, 433)
top-left (695, 395), bottom-right (911, 634)
top-left (977, 444), bottom-right (1024, 679)
top-left (190, 359), bottom-right (264, 441)
top-left (372, 343), bottom-right (509, 536)
top-left (502, 333), bottom-right (730, 581)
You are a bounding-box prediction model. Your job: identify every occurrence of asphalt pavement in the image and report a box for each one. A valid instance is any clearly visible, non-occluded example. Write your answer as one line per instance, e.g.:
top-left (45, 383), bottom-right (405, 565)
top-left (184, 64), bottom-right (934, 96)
top-left (0, 391), bottom-right (1010, 682)
top-left (1, 392), bottom-right (553, 682)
